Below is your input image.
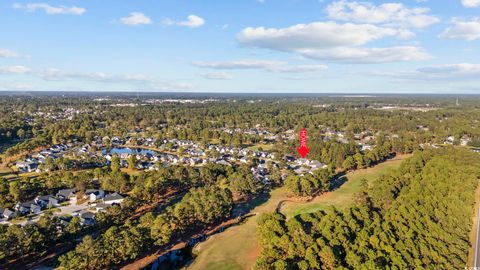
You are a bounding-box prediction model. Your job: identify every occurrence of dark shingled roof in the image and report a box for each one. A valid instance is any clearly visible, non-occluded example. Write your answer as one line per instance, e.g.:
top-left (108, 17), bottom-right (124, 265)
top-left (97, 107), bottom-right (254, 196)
top-left (104, 192), bottom-right (125, 202)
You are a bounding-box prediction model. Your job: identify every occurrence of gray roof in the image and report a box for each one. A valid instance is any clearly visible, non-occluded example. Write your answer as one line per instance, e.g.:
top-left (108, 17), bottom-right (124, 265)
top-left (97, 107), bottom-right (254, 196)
top-left (309, 160), bottom-right (325, 167)
top-left (2, 208), bottom-right (14, 216)
top-left (80, 211), bottom-right (95, 219)
top-left (57, 189), bottom-right (76, 197)
top-left (85, 189), bottom-right (103, 196)
top-left (37, 194), bottom-right (55, 201)
top-left (18, 200), bottom-right (36, 208)
top-left (104, 192), bottom-right (125, 202)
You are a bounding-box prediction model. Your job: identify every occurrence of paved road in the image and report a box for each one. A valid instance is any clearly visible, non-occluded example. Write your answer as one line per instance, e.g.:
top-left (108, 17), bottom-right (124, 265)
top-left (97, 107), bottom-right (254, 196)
top-left (475, 207), bottom-right (480, 267)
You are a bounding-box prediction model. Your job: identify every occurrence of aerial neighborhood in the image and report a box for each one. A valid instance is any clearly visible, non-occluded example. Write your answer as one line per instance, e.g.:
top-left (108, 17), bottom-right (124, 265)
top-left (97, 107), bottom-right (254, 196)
top-left (1, 94), bottom-right (479, 270)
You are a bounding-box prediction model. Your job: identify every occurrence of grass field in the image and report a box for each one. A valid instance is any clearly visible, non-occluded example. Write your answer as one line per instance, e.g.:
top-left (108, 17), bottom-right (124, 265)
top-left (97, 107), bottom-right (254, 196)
top-left (188, 154), bottom-right (410, 270)
top-left (248, 144), bottom-right (274, 151)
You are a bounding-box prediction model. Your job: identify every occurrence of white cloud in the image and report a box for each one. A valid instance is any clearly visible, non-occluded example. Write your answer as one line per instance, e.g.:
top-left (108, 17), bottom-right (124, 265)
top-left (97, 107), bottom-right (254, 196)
top-left (201, 72), bottom-right (233, 80)
top-left (162, 15), bottom-right (205, 28)
top-left (238, 22), bottom-right (409, 51)
top-left (237, 22), bottom-right (428, 63)
top-left (0, 48), bottom-right (20, 58)
top-left (12, 3), bottom-right (86, 15)
top-left (440, 18), bottom-right (480, 41)
top-left (300, 46), bottom-right (431, 63)
top-left (120, 12), bottom-right (152, 26)
top-left (0, 65), bottom-right (192, 90)
top-left (178, 15), bottom-right (205, 28)
top-left (461, 0), bottom-right (480, 8)
top-left (326, 1), bottom-right (439, 28)
top-left (372, 63), bottom-right (480, 80)
top-left (0, 66), bottom-right (31, 74)
top-left (192, 60), bottom-right (327, 73)
top-left (38, 68), bottom-right (156, 83)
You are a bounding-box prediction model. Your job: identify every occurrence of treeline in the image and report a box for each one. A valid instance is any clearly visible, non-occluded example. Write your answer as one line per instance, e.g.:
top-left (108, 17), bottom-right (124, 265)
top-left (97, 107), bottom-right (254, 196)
top-left (255, 148), bottom-right (480, 269)
top-left (3, 96), bottom-right (480, 160)
top-left (57, 185), bottom-right (233, 269)
top-left (285, 168), bottom-right (333, 197)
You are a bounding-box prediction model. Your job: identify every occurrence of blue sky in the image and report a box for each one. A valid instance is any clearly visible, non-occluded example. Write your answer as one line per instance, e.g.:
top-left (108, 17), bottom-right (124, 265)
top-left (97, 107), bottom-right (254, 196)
top-left (1, 0), bottom-right (480, 93)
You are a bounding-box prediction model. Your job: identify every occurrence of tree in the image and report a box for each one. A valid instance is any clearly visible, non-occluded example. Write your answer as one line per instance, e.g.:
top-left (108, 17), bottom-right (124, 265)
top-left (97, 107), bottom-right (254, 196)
top-left (151, 215), bottom-right (173, 246)
top-left (110, 154), bottom-right (120, 173)
top-left (127, 155), bottom-right (136, 170)
top-left (66, 216), bottom-right (82, 236)
top-left (342, 156), bottom-right (355, 170)
top-left (353, 153), bottom-right (364, 169)
top-left (9, 181), bottom-right (22, 202)
top-left (16, 129), bottom-right (25, 140)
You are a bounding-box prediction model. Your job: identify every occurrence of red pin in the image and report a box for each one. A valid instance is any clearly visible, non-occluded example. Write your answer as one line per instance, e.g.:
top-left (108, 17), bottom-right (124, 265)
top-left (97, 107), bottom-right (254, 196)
top-left (297, 128), bottom-right (309, 158)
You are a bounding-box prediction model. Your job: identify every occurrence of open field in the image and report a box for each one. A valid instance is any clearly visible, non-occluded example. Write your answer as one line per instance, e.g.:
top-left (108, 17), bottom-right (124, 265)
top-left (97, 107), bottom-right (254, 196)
top-left (188, 154), bottom-right (410, 270)
top-left (248, 144), bottom-right (274, 151)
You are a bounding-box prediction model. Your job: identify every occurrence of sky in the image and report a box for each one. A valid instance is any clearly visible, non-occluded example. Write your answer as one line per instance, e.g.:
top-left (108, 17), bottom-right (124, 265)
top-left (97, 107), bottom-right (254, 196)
top-left (1, 0), bottom-right (480, 93)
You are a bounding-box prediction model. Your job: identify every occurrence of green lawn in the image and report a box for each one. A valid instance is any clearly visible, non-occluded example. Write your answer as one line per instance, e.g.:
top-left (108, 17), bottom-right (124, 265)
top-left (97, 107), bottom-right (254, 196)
top-left (248, 143), bottom-right (274, 151)
top-left (187, 155), bottom-right (410, 270)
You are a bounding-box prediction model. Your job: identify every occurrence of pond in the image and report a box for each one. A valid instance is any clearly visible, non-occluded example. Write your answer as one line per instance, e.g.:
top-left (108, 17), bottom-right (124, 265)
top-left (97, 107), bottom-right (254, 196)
top-left (102, 147), bottom-right (159, 156)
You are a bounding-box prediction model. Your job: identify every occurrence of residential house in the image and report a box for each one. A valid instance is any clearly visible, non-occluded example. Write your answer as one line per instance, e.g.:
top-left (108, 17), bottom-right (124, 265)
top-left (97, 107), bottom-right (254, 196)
top-left (79, 211), bottom-right (96, 226)
top-left (444, 136), bottom-right (455, 145)
top-left (16, 161), bottom-right (38, 173)
top-left (93, 203), bottom-right (110, 212)
top-left (309, 160), bottom-right (327, 170)
top-left (57, 189), bottom-right (77, 202)
top-left (103, 193), bottom-right (125, 205)
top-left (85, 189), bottom-right (105, 202)
top-left (0, 208), bottom-right (16, 220)
top-left (296, 158), bottom-right (310, 166)
top-left (35, 195), bottom-right (59, 208)
top-left (284, 155), bottom-right (295, 163)
top-left (15, 201), bottom-right (41, 215)
top-left (294, 167), bottom-right (310, 176)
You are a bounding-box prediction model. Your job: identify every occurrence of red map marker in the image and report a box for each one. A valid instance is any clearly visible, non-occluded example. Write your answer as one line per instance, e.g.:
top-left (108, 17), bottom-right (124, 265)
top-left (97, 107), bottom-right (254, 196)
top-left (297, 128), bottom-right (309, 158)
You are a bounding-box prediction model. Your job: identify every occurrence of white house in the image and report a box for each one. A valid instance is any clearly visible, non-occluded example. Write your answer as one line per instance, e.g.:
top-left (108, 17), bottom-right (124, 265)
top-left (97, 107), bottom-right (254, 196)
top-left (86, 189), bottom-right (105, 202)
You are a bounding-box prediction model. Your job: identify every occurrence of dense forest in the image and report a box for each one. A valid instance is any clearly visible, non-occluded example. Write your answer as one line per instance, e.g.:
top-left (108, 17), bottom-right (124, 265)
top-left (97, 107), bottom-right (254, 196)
top-left (255, 148), bottom-right (480, 269)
